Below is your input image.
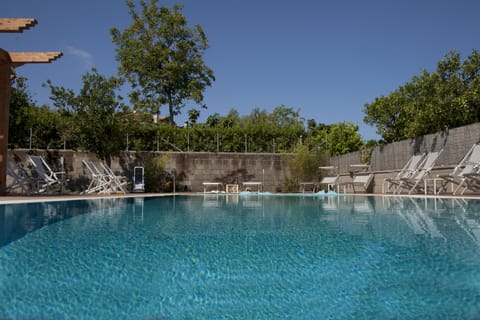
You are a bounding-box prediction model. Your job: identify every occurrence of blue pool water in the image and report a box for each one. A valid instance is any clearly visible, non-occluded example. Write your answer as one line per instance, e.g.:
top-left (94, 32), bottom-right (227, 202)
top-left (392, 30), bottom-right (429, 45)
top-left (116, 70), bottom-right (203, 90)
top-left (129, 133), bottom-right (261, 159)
top-left (1, 195), bottom-right (480, 319)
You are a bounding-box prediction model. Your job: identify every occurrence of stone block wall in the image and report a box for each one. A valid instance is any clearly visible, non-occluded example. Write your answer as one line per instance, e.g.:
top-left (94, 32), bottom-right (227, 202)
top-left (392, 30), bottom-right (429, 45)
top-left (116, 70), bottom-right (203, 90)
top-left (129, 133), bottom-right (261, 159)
top-left (331, 122), bottom-right (480, 193)
top-left (8, 122), bottom-right (480, 195)
top-left (163, 152), bottom-right (290, 192)
top-left (7, 150), bottom-right (292, 193)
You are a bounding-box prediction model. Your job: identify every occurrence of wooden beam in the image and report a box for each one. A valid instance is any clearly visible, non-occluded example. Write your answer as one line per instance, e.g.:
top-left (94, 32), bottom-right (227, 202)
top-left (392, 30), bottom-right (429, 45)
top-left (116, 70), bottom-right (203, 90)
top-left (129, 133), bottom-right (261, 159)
top-left (0, 18), bottom-right (62, 195)
top-left (0, 18), bottom-right (37, 33)
top-left (9, 52), bottom-right (63, 66)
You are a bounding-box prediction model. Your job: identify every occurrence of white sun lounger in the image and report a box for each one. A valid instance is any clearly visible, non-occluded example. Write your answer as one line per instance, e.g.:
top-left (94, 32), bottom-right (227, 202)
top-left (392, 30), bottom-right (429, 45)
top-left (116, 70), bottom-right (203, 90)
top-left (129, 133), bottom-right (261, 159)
top-left (27, 154), bottom-right (66, 193)
top-left (383, 153), bottom-right (425, 193)
top-left (437, 143), bottom-right (480, 195)
top-left (6, 155), bottom-right (34, 194)
top-left (350, 173), bottom-right (374, 193)
top-left (395, 150), bottom-right (443, 195)
top-left (82, 160), bottom-right (112, 194)
top-left (100, 162), bottom-right (128, 194)
top-left (318, 166), bottom-right (338, 192)
top-left (242, 181), bottom-right (262, 193)
top-left (203, 182), bottom-right (222, 193)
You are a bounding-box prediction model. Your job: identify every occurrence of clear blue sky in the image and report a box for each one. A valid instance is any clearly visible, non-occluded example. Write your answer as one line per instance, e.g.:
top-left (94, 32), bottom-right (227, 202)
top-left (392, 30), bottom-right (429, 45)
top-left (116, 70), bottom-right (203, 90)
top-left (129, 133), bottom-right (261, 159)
top-left (3, 0), bottom-right (480, 140)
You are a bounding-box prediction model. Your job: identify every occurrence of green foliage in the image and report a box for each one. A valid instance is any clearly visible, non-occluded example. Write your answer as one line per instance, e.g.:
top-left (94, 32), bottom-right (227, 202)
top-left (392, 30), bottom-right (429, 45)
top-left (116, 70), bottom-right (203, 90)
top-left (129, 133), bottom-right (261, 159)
top-left (11, 76), bottom-right (368, 158)
top-left (327, 122), bottom-right (363, 156)
top-left (143, 153), bottom-right (172, 192)
top-left (9, 76), bottom-right (35, 148)
top-left (364, 49), bottom-right (480, 142)
top-left (110, 0), bottom-right (215, 125)
top-left (283, 176), bottom-right (299, 193)
top-left (46, 69), bottom-right (127, 164)
top-left (285, 142), bottom-right (327, 191)
top-left (187, 108), bottom-right (200, 125)
top-left (360, 139), bottom-right (378, 165)
top-left (9, 77), bottom-right (64, 149)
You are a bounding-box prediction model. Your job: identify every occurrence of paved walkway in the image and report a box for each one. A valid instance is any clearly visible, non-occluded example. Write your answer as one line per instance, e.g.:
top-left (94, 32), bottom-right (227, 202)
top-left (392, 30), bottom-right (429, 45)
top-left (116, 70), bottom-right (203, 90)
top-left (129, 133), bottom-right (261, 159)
top-left (0, 193), bottom-right (171, 204)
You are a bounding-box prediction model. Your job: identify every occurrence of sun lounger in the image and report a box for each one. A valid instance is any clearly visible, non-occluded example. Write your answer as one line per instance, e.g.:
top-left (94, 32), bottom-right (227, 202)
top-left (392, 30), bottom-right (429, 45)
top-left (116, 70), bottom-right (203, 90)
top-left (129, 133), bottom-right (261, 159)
top-left (437, 143), bottom-right (480, 195)
top-left (6, 155), bottom-right (34, 194)
top-left (82, 160), bottom-right (112, 194)
top-left (203, 182), bottom-right (222, 193)
top-left (299, 182), bottom-right (317, 193)
top-left (383, 153), bottom-right (425, 193)
top-left (318, 166), bottom-right (339, 192)
top-left (100, 162), bottom-right (128, 194)
top-left (27, 154), bottom-right (66, 193)
top-left (350, 173), bottom-right (374, 193)
top-left (242, 181), bottom-right (262, 193)
top-left (337, 164), bottom-right (372, 193)
top-left (395, 150), bottom-right (443, 195)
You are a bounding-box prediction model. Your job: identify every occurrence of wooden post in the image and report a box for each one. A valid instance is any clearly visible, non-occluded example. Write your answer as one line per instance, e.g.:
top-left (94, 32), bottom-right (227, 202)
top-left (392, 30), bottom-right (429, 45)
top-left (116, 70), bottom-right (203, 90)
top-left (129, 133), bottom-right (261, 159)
top-left (0, 50), bottom-right (13, 195)
top-left (0, 18), bottom-right (62, 195)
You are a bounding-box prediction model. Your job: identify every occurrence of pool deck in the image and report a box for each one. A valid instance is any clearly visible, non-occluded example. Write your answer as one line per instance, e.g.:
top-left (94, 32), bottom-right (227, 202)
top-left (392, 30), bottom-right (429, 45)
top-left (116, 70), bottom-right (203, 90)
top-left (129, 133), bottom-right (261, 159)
top-left (0, 193), bottom-right (173, 204)
top-left (1, 192), bottom-right (480, 204)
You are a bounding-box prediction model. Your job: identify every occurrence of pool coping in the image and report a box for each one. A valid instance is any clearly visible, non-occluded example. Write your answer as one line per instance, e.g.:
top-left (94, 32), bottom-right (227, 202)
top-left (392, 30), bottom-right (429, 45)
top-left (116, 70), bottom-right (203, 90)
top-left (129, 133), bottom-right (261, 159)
top-left (1, 191), bottom-right (480, 205)
top-left (0, 193), bottom-right (174, 204)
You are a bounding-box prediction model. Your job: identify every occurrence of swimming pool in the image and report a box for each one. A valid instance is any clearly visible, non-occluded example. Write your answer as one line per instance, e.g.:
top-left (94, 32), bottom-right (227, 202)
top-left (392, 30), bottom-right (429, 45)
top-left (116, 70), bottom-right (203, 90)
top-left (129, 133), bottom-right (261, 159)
top-left (1, 194), bottom-right (480, 319)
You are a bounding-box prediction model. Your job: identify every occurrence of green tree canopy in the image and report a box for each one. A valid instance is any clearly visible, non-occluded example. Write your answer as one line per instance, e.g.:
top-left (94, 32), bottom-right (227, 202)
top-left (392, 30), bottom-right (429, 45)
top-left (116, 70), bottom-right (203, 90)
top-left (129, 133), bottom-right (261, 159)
top-left (327, 122), bottom-right (363, 156)
top-left (46, 69), bottom-right (127, 164)
top-left (110, 0), bottom-right (215, 126)
top-left (364, 49), bottom-right (480, 143)
top-left (8, 77), bottom-right (63, 149)
top-left (9, 76), bottom-right (35, 148)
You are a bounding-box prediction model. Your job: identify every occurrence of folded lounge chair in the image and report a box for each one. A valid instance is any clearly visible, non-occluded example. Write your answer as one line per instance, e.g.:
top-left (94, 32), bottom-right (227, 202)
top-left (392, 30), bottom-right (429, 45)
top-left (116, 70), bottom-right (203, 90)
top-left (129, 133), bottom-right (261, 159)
top-left (82, 160), bottom-right (112, 194)
top-left (437, 143), bottom-right (480, 195)
top-left (6, 155), bottom-right (34, 194)
top-left (100, 162), bottom-right (128, 194)
top-left (383, 153), bottom-right (425, 194)
top-left (395, 149), bottom-right (443, 195)
top-left (27, 154), bottom-right (66, 193)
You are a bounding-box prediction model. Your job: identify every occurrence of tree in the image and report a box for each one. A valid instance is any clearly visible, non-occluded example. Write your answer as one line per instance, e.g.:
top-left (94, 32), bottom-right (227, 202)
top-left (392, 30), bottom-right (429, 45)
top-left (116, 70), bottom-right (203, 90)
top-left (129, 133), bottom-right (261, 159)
top-left (9, 76), bottom-right (36, 148)
top-left (220, 108), bottom-right (241, 128)
top-left (187, 108), bottom-right (200, 125)
top-left (364, 49), bottom-right (480, 142)
top-left (205, 113), bottom-right (220, 127)
top-left (268, 105), bottom-right (302, 129)
top-left (285, 142), bottom-right (327, 192)
top-left (46, 69), bottom-right (127, 164)
top-left (327, 122), bottom-right (363, 156)
top-left (9, 77), bottom-right (64, 149)
top-left (111, 0), bottom-right (215, 126)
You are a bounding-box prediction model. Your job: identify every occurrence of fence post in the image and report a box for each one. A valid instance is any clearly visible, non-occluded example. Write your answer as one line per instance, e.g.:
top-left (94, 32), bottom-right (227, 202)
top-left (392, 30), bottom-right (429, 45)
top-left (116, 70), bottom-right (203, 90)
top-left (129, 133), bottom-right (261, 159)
top-left (244, 134), bottom-right (247, 153)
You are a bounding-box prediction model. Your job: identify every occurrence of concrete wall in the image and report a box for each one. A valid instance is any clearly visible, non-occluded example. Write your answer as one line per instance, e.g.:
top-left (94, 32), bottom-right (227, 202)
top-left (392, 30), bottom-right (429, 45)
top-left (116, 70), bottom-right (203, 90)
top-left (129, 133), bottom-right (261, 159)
top-left (163, 152), bottom-right (291, 192)
top-left (8, 122), bottom-right (480, 195)
top-left (7, 150), bottom-right (292, 193)
top-left (331, 122), bottom-right (480, 193)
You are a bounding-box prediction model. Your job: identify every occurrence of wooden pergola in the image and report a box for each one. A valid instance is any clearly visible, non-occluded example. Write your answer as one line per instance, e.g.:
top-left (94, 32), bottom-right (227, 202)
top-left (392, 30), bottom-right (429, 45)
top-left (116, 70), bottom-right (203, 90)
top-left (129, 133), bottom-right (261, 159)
top-left (0, 18), bottom-right (62, 195)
